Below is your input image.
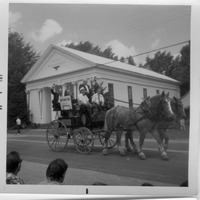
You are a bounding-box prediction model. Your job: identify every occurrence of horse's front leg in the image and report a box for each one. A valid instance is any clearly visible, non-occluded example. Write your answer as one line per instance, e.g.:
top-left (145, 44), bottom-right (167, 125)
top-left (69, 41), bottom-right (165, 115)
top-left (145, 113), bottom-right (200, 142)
top-left (125, 131), bottom-right (132, 152)
top-left (151, 128), bottom-right (169, 160)
top-left (117, 128), bottom-right (126, 156)
top-left (102, 130), bottom-right (111, 155)
top-left (126, 130), bottom-right (138, 154)
top-left (158, 128), bottom-right (169, 151)
top-left (138, 130), bottom-right (147, 160)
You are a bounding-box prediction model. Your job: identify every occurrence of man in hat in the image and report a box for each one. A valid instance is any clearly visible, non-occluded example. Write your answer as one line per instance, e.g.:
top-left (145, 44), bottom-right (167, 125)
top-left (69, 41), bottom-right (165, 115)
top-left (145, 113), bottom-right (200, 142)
top-left (78, 87), bottom-right (92, 121)
top-left (92, 88), bottom-right (104, 111)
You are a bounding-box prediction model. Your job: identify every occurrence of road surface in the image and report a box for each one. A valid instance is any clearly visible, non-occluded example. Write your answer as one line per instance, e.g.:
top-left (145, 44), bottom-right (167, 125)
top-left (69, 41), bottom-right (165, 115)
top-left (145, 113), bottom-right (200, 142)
top-left (7, 129), bottom-right (189, 186)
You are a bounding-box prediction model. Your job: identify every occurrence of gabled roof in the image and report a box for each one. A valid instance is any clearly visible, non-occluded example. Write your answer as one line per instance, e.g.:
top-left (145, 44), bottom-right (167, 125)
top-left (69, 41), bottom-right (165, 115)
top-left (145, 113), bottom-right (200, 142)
top-left (22, 43), bottom-right (179, 84)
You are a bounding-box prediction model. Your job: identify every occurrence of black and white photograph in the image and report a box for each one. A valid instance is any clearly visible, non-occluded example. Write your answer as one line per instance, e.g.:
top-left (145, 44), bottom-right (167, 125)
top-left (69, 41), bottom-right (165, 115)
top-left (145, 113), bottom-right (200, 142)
top-left (0, 0), bottom-right (200, 198)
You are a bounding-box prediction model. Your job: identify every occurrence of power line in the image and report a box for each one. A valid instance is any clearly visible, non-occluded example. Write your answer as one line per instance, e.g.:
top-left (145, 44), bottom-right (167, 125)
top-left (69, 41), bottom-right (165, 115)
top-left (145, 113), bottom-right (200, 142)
top-left (101, 40), bottom-right (190, 66)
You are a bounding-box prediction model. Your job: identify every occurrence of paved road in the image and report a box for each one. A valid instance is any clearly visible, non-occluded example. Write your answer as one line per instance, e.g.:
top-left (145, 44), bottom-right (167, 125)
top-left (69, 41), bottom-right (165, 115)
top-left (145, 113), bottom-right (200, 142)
top-left (7, 129), bottom-right (189, 186)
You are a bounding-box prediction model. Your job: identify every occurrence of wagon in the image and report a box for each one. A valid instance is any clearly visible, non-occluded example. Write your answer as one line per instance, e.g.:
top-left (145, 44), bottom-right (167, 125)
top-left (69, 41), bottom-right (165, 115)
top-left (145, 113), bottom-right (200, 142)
top-left (46, 94), bottom-right (117, 154)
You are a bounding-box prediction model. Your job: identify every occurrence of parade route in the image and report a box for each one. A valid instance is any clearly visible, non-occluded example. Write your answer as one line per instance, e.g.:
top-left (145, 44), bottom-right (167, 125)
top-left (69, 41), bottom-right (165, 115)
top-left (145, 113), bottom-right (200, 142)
top-left (7, 129), bottom-right (189, 186)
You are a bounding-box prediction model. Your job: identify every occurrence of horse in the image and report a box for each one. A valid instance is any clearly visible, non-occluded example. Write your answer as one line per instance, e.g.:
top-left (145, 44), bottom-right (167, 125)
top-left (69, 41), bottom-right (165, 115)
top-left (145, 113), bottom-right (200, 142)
top-left (156, 97), bottom-right (186, 150)
top-left (103, 91), bottom-right (175, 160)
top-left (125, 97), bottom-right (186, 155)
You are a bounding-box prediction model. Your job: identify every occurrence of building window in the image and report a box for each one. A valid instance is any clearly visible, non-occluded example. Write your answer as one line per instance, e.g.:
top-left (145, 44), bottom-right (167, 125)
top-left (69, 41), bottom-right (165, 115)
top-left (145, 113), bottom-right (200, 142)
top-left (108, 83), bottom-right (114, 106)
top-left (128, 86), bottom-right (133, 108)
top-left (108, 83), bottom-right (114, 98)
top-left (143, 88), bottom-right (147, 99)
top-left (156, 89), bottom-right (160, 95)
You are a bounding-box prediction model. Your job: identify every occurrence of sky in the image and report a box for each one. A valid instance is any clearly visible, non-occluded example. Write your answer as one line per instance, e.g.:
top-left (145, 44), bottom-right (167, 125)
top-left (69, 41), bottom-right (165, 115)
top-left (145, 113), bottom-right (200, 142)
top-left (9, 3), bottom-right (191, 66)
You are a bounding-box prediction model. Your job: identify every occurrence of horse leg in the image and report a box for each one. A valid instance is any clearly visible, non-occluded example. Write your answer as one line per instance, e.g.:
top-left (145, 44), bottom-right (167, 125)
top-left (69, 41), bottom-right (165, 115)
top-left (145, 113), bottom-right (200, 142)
top-left (158, 128), bottom-right (169, 151)
top-left (151, 129), bottom-right (169, 160)
top-left (125, 131), bottom-right (132, 152)
top-left (129, 131), bottom-right (139, 154)
top-left (126, 130), bottom-right (138, 154)
top-left (102, 130), bottom-right (112, 155)
top-left (117, 128), bottom-right (126, 156)
top-left (138, 130), bottom-right (146, 160)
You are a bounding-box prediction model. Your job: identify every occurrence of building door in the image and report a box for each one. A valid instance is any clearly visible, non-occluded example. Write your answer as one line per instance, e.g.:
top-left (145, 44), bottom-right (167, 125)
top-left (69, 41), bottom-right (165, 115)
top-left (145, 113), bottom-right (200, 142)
top-left (128, 86), bottom-right (133, 108)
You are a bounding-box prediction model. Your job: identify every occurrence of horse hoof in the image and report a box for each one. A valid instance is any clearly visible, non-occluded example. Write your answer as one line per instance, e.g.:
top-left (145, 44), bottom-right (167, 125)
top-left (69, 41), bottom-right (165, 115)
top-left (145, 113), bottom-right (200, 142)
top-left (138, 152), bottom-right (146, 160)
top-left (126, 147), bottom-right (132, 153)
top-left (120, 151), bottom-right (126, 156)
top-left (102, 149), bottom-right (109, 156)
top-left (161, 152), bottom-right (169, 161)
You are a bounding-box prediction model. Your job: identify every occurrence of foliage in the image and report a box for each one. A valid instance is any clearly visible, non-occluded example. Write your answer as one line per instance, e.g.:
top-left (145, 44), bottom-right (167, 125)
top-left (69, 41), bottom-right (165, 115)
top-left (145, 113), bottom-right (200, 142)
top-left (65, 40), bottom-right (136, 66)
top-left (8, 30), bottom-right (40, 127)
top-left (139, 43), bottom-right (190, 96)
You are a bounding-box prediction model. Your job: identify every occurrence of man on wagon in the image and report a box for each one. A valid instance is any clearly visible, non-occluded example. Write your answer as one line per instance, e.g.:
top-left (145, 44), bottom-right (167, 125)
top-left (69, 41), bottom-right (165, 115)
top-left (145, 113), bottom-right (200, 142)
top-left (51, 85), bottom-right (62, 111)
top-left (78, 87), bottom-right (92, 121)
top-left (92, 88), bottom-right (105, 111)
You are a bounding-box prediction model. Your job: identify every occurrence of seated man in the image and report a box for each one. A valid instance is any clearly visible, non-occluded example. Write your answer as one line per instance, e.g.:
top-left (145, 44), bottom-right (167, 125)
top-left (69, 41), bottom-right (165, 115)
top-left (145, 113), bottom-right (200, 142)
top-left (78, 87), bottom-right (92, 120)
top-left (6, 151), bottom-right (24, 184)
top-left (92, 88), bottom-right (105, 111)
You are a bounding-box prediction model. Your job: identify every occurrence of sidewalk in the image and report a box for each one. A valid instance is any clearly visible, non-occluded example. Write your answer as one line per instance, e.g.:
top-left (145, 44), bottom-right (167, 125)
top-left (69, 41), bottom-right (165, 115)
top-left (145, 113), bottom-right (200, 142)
top-left (19, 160), bottom-right (173, 186)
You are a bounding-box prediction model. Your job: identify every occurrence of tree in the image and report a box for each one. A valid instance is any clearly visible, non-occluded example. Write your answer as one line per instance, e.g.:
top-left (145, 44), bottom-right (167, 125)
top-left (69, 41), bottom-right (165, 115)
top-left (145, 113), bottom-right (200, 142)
top-left (145, 51), bottom-right (173, 74)
top-left (127, 56), bottom-right (136, 66)
top-left (8, 30), bottom-right (39, 127)
top-left (168, 43), bottom-right (190, 96)
top-left (65, 41), bottom-right (136, 66)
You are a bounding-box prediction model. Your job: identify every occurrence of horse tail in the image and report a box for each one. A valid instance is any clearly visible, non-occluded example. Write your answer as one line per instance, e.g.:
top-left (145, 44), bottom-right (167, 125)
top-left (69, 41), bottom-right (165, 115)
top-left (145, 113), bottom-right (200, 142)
top-left (104, 107), bottom-right (115, 132)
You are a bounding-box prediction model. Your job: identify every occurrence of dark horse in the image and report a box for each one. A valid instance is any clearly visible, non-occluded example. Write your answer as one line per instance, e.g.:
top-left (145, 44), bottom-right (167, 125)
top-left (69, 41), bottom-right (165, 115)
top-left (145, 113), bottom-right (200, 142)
top-left (103, 91), bottom-right (175, 160)
top-left (125, 96), bottom-right (186, 159)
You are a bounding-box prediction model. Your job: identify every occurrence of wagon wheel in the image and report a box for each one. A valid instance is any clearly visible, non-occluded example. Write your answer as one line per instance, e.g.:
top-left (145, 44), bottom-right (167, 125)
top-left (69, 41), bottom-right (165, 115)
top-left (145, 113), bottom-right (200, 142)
top-left (46, 119), bottom-right (69, 152)
top-left (99, 131), bottom-right (117, 149)
top-left (73, 127), bottom-right (94, 154)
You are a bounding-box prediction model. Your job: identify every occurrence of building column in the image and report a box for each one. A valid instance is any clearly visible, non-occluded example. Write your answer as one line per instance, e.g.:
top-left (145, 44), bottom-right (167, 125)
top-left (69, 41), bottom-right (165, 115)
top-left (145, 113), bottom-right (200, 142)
top-left (25, 89), bottom-right (30, 111)
top-left (38, 88), bottom-right (43, 120)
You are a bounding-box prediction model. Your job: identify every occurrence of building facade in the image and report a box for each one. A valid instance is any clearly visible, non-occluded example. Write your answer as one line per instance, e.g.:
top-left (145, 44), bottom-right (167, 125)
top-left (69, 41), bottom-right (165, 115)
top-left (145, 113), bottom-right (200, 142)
top-left (21, 44), bottom-right (180, 124)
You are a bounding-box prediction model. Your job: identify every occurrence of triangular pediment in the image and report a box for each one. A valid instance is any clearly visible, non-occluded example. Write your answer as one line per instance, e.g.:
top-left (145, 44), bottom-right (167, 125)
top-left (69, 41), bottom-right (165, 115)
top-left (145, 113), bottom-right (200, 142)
top-left (22, 45), bottom-right (94, 83)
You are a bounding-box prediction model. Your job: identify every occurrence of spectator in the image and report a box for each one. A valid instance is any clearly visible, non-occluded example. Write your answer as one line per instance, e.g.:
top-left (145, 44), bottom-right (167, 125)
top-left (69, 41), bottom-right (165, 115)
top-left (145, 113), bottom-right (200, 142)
top-left (39, 159), bottom-right (68, 185)
top-left (180, 180), bottom-right (188, 187)
top-left (92, 182), bottom-right (107, 185)
top-left (6, 151), bottom-right (24, 184)
top-left (16, 117), bottom-right (21, 135)
top-left (141, 182), bottom-right (154, 186)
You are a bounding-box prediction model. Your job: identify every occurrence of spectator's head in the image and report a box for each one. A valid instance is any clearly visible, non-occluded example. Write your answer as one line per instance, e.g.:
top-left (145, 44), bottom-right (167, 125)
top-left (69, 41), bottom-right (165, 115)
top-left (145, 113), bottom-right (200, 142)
top-left (141, 182), bottom-right (154, 186)
top-left (180, 180), bottom-right (188, 187)
top-left (80, 87), bottom-right (85, 94)
top-left (92, 182), bottom-right (107, 185)
top-left (46, 159), bottom-right (68, 183)
top-left (7, 151), bottom-right (22, 175)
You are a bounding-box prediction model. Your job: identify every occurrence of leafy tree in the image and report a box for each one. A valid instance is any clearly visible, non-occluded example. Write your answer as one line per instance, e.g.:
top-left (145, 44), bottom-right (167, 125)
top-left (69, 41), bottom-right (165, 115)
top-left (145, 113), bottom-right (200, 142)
top-left (65, 41), bottom-right (136, 66)
top-left (168, 43), bottom-right (190, 96)
top-left (127, 56), bottom-right (136, 66)
top-left (8, 30), bottom-right (39, 127)
top-left (145, 51), bottom-right (173, 74)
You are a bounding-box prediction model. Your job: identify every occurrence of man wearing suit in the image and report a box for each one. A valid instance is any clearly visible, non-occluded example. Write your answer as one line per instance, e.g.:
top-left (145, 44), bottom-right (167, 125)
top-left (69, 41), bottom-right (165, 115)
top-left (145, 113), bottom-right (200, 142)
top-left (79, 79), bottom-right (91, 101)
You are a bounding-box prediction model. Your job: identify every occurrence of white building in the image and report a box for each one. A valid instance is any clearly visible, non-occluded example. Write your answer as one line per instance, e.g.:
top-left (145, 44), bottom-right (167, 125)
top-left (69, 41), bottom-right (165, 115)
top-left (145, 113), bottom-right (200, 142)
top-left (21, 44), bottom-right (180, 124)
